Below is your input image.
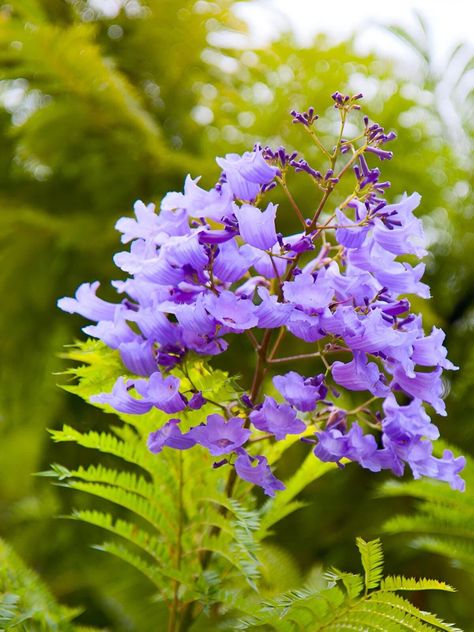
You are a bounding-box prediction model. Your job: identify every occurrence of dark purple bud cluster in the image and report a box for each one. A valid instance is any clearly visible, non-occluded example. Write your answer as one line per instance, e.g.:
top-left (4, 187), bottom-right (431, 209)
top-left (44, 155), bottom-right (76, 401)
top-left (290, 106), bottom-right (319, 126)
top-left (59, 94), bottom-right (465, 496)
top-left (332, 91), bottom-right (363, 110)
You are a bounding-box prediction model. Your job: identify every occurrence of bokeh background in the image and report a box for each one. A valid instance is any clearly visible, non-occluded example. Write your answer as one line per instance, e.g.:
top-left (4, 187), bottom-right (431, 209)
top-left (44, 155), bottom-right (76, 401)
top-left (1, 0), bottom-right (473, 629)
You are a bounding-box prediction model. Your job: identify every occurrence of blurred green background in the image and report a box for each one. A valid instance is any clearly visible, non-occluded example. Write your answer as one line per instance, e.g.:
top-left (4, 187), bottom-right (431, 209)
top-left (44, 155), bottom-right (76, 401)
top-left (0, 0), bottom-right (473, 629)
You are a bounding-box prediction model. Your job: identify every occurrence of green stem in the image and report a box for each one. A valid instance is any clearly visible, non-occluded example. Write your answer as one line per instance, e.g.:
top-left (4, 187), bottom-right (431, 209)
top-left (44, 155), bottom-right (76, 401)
top-left (168, 453), bottom-right (184, 632)
top-left (278, 177), bottom-right (307, 228)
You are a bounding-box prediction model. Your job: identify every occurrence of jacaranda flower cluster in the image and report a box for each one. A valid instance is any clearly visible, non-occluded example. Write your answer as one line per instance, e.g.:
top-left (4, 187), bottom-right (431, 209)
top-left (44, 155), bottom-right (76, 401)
top-left (59, 93), bottom-right (465, 496)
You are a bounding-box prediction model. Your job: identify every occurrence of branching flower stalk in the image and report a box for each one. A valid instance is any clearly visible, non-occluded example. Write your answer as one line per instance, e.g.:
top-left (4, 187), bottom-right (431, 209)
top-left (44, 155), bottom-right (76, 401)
top-left (59, 92), bottom-right (465, 630)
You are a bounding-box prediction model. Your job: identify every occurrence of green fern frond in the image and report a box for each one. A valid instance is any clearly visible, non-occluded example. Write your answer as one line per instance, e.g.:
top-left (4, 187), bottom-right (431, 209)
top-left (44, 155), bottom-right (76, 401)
top-left (324, 568), bottom-right (364, 600)
top-left (67, 481), bottom-right (178, 537)
top-left (50, 426), bottom-right (156, 473)
top-left (236, 538), bottom-right (460, 631)
top-left (70, 509), bottom-right (168, 563)
top-left (379, 451), bottom-right (474, 573)
top-left (0, 537), bottom-right (87, 630)
top-left (356, 537), bottom-right (384, 591)
top-left (381, 575), bottom-right (455, 592)
top-left (411, 536), bottom-right (474, 568)
top-left (93, 541), bottom-right (172, 593)
top-left (53, 341), bottom-right (267, 610)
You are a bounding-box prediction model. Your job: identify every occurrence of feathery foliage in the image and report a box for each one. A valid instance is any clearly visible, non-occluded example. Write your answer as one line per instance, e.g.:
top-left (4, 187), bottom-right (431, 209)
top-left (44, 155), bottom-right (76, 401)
top-left (380, 451), bottom-right (474, 574)
top-left (235, 538), bottom-right (460, 631)
top-left (0, 537), bottom-right (91, 631)
top-left (49, 339), bottom-right (342, 627)
top-left (50, 340), bottom-right (264, 606)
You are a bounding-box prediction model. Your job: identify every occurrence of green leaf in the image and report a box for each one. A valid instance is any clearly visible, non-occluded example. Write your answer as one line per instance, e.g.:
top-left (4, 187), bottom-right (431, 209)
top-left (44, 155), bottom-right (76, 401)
top-left (379, 449), bottom-right (474, 574)
top-left (235, 538), bottom-right (461, 631)
top-left (0, 537), bottom-right (87, 630)
top-left (356, 537), bottom-right (384, 591)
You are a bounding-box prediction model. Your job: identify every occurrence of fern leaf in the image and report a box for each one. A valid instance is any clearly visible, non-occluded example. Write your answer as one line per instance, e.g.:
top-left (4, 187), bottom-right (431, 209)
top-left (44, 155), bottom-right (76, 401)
top-left (381, 575), bottom-right (455, 592)
top-left (67, 481), bottom-right (178, 537)
top-left (356, 537), bottom-right (384, 591)
top-left (0, 537), bottom-right (84, 630)
top-left (380, 453), bottom-right (474, 574)
top-left (367, 592), bottom-right (462, 631)
top-left (235, 538), bottom-right (461, 631)
top-left (50, 426), bottom-right (156, 474)
top-left (93, 541), bottom-right (170, 594)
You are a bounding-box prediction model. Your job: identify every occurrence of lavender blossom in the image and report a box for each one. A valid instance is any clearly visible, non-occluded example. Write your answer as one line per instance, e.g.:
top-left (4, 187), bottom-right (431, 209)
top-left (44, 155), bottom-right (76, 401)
top-left (250, 396), bottom-right (306, 440)
top-left (148, 419), bottom-right (196, 453)
top-left (59, 94), bottom-right (464, 495)
top-left (273, 372), bottom-right (326, 412)
top-left (234, 452), bottom-right (285, 496)
top-left (189, 414), bottom-right (251, 456)
top-left (216, 150), bottom-right (278, 201)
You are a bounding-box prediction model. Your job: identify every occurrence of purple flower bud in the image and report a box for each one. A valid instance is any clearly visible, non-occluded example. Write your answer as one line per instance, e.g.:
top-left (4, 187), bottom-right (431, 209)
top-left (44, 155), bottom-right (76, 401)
top-left (366, 146), bottom-right (393, 161)
top-left (188, 391), bottom-right (206, 410)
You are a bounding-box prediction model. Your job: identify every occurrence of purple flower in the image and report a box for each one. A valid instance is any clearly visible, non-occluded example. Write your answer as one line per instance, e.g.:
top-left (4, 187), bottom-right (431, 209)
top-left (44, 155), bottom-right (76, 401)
top-left (234, 203), bottom-right (278, 250)
top-left (213, 239), bottom-right (252, 282)
top-left (189, 414), bottom-right (251, 455)
top-left (286, 309), bottom-right (325, 342)
top-left (91, 377), bottom-right (153, 414)
top-left (283, 269), bottom-right (334, 313)
top-left (273, 371), bottom-right (326, 412)
top-left (373, 193), bottom-right (427, 258)
top-left (216, 150), bottom-right (278, 201)
top-left (315, 422), bottom-right (393, 473)
top-left (234, 452), bottom-right (285, 496)
top-left (250, 396), bottom-right (306, 440)
top-left (382, 394), bottom-right (439, 441)
top-left (148, 419), bottom-right (196, 453)
top-left (412, 327), bottom-right (458, 370)
top-left (134, 372), bottom-right (187, 414)
top-left (241, 244), bottom-right (288, 279)
top-left (125, 307), bottom-right (180, 346)
top-left (119, 340), bottom-right (157, 377)
top-left (115, 200), bottom-right (190, 245)
top-left (83, 314), bottom-right (139, 349)
top-left (58, 282), bottom-right (118, 322)
top-left (255, 287), bottom-right (293, 328)
top-left (161, 296), bottom-right (216, 336)
top-left (203, 291), bottom-right (258, 331)
top-left (59, 99), bottom-right (462, 496)
top-left (161, 175), bottom-right (234, 221)
top-left (335, 204), bottom-right (370, 249)
top-left (331, 351), bottom-right (389, 397)
top-left (342, 308), bottom-right (409, 354)
top-left (348, 238), bottom-right (430, 299)
top-left (430, 450), bottom-right (466, 491)
top-left (326, 262), bottom-right (380, 307)
top-left (391, 365), bottom-right (446, 416)
top-left (188, 391), bottom-right (206, 410)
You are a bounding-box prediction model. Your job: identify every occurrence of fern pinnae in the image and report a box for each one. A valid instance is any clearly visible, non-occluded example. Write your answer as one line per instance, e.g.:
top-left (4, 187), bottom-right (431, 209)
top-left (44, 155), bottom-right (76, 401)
top-left (367, 593), bottom-right (462, 631)
top-left (380, 576), bottom-right (455, 593)
top-left (356, 537), bottom-right (384, 592)
top-left (64, 463), bottom-right (155, 497)
top-left (51, 426), bottom-right (156, 475)
top-left (67, 480), bottom-right (178, 537)
top-left (69, 509), bottom-right (169, 567)
top-left (94, 541), bottom-right (170, 593)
